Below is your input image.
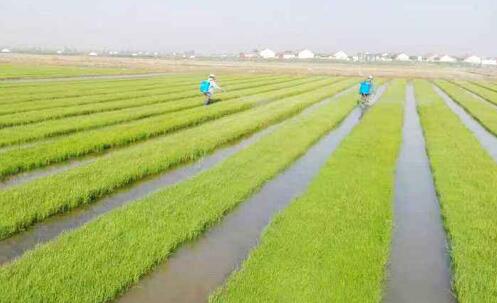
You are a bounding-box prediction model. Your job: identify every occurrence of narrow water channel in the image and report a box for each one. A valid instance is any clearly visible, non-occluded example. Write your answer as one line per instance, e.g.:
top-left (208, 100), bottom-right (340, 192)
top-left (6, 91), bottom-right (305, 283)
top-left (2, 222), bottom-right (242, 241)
top-left (434, 85), bottom-right (497, 161)
top-left (116, 85), bottom-right (386, 303)
top-left (384, 84), bottom-right (455, 303)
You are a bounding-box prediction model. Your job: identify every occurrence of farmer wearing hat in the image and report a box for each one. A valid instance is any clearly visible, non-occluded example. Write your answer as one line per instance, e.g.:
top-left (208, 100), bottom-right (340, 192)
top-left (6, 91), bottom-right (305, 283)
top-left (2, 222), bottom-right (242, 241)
top-left (200, 74), bottom-right (224, 105)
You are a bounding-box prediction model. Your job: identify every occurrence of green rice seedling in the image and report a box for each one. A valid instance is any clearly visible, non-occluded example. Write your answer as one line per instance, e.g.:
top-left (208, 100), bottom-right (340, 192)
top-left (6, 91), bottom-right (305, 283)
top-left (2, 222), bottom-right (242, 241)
top-left (0, 74), bottom-right (283, 111)
top-left (0, 77), bottom-right (316, 147)
top-left (0, 79), bottom-right (357, 239)
top-left (0, 74), bottom-right (277, 103)
top-left (415, 80), bottom-right (497, 303)
top-left (0, 78), bottom-right (199, 111)
top-left (0, 80), bottom-right (361, 303)
top-left (211, 80), bottom-right (405, 303)
top-left (0, 63), bottom-right (142, 80)
top-left (0, 77), bottom-right (343, 178)
top-left (0, 82), bottom-right (194, 114)
top-left (435, 80), bottom-right (497, 136)
top-left (0, 74), bottom-right (203, 102)
top-left (470, 81), bottom-right (497, 93)
top-left (453, 80), bottom-right (497, 106)
top-left (0, 75), bottom-right (297, 127)
top-left (0, 75), bottom-right (198, 104)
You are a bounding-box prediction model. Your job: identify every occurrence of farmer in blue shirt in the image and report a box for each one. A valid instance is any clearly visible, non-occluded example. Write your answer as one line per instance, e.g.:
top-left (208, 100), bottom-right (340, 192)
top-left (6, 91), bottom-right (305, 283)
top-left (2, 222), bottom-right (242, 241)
top-left (359, 75), bottom-right (374, 101)
top-left (200, 74), bottom-right (224, 105)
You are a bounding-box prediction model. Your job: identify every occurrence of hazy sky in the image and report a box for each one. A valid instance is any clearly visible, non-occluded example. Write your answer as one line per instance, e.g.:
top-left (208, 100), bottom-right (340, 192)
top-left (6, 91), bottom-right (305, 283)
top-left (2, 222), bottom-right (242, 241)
top-left (1, 0), bottom-right (496, 56)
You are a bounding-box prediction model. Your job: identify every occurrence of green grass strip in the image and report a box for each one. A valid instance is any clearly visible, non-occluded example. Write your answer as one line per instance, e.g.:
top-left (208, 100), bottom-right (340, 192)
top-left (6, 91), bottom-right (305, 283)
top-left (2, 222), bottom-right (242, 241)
top-left (453, 80), bottom-right (497, 106)
top-left (0, 77), bottom-right (340, 177)
top-left (0, 77), bottom-right (313, 147)
top-left (0, 75), bottom-right (294, 127)
top-left (210, 80), bottom-right (405, 303)
top-left (0, 79), bottom-right (360, 303)
top-left (435, 80), bottom-right (497, 136)
top-left (0, 79), bottom-right (356, 239)
top-left (414, 80), bottom-right (497, 303)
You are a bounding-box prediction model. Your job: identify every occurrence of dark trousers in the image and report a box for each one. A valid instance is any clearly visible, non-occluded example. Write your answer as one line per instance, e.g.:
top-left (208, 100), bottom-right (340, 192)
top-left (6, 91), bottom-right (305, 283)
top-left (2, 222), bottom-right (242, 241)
top-left (204, 92), bottom-right (212, 105)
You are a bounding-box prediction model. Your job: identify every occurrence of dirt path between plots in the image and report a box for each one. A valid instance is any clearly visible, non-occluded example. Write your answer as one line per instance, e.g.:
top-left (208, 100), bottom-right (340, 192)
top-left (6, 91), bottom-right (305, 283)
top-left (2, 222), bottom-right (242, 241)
top-left (384, 83), bottom-right (455, 303)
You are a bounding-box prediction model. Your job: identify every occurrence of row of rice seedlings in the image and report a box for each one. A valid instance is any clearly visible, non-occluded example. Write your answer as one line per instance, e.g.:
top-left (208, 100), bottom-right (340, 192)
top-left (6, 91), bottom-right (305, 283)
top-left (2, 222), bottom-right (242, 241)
top-left (0, 80), bottom-right (196, 114)
top-left (211, 80), bottom-right (405, 303)
top-left (0, 75), bottom-right (287, 116)
top-left (0, 80), bottom-right (361, 303)
top-left (414, 80), bottom-right (497, 303)
top-left (0, 64), bottom-right (135, 80)
top-left (452, 80), bottom-right (497, 106)
top-left (0, 79), bottom-right (356, 240)
top-left (470, 80), bottom-right (497, 93)
top-left (0, 74), bottom-right (281, 112)
top-left (0, 76), bottom-right (202, 111)
top-left (0, 75), bottom-right (303, 127)
top-left (0, 77), bottom-right (342, 178)
top-left (0, 74), bottom-right (207, 102)
top-left (0, 77), bottom-right (318, 147)
top-left (0, 74), bottom-right (201, 104)
top-left (435, 80), bottom-right (497, 136)
top-left (0, 73), bottom-right (269, 99)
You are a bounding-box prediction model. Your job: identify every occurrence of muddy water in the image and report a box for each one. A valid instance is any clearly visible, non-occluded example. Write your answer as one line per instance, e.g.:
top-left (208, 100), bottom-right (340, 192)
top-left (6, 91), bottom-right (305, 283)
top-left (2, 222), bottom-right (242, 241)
top-left (434, 85), bottom-right (497, 162)
top-left (384, 84), bottom-right (455, 303)
top-left (117, 86), bottom-right (386, 303)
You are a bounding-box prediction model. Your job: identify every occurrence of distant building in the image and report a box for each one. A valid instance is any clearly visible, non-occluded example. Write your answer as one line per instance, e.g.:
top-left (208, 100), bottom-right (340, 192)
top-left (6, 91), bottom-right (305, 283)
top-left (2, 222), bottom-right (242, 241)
top-left (298, 49), bottom-right (315, 59)
top-left (331, 51), bottom-right (349, 61)
top-left (417, 56), bottom-right (423, 62)
top-left (88, 52), bottom-right (98, 56)
top-left (363, 53), bottom-right (382, 62)
top-left (464, 55), bottom-right (482, 64)
top-left (1, 48), bottom-right (11, 53)
top-left (395, 53), bottom-right (410, 61)
top-left (380, 53), bottom-right (392, 62)
top-left (239, 51), bottom-right (259, 59)
top-left (259, 48), bottom-right (276, 59)
top-left (277, 51), bottom-right (296, 59)
top-left (482, 58), bottom-right (497, 66)
top-left (439, 55), bottom-right (457, 63)
top-left (426, 54), bottom-right (439, 62)
top-left (56, 50), bottom-right (64, 54)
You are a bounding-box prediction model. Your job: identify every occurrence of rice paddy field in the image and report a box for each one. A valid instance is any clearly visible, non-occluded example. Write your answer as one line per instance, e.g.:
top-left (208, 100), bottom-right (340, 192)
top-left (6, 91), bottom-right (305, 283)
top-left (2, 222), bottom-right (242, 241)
top-left (0, 64), bottom-right (496, 303)
top-left (0, 63), bottom-right (150, 80)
